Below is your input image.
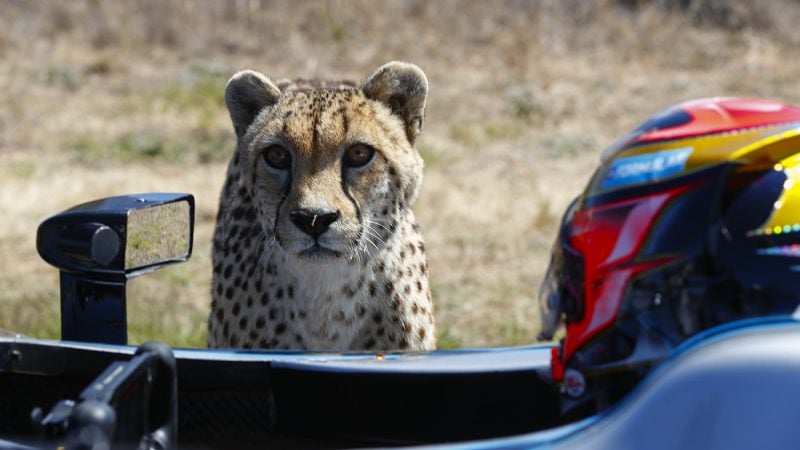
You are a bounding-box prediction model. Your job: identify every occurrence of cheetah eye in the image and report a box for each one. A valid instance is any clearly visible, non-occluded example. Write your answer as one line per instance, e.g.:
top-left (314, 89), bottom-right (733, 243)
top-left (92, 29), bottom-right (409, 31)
top-left (263, 145), bottom-right (291, 170)
top-left (344, 144), bottom-right (375, 168)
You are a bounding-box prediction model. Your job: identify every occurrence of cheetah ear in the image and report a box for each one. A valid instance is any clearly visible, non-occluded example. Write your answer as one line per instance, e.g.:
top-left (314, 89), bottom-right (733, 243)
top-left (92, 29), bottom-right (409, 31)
top-left (225, 70), bottom-right (282, 139)
top-left (363, 61), bottom-right (428, 145)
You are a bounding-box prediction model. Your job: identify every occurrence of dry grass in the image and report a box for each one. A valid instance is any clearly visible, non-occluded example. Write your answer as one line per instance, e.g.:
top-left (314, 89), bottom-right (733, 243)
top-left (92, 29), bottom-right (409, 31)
top-left (2, 0), bottom-right (800, 348)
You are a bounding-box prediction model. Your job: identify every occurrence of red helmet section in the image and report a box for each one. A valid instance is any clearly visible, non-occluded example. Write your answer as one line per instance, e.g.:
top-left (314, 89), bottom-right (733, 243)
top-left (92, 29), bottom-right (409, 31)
top-left (552, 186), bottom-right (688, 381)
top-left (633, 98), bottom-right (800, 145)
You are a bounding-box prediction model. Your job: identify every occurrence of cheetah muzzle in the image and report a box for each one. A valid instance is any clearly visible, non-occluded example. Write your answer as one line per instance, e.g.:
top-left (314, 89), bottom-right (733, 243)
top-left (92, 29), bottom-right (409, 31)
top-left (208, 61), bottom-right (436, 351)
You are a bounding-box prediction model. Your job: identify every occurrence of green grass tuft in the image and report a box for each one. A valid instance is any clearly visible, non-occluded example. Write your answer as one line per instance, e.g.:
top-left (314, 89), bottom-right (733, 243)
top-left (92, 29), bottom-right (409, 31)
top-left (435, 328), bottom-right (462, 350)
top-left (10, 162), bottom-right (36, 178)
top-left (65, 128), bottom-right (233, 164)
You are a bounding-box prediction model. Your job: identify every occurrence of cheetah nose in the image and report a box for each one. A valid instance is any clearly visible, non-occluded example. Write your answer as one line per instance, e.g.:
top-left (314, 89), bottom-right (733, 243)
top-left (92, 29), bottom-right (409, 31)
top-left (290, 209), bottom-right (340, 238)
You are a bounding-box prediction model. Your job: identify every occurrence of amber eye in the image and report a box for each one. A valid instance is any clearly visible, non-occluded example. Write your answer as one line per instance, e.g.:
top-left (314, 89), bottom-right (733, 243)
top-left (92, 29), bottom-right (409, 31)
top-left (344, 144), bottom-right (375, 168)
top-left (263, 145), bottom-right (291, 169)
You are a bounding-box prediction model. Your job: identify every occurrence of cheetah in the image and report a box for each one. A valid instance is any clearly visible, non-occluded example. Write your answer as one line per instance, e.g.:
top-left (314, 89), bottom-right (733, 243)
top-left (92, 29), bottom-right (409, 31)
top-left (207, 62), bottom-right (435, 351)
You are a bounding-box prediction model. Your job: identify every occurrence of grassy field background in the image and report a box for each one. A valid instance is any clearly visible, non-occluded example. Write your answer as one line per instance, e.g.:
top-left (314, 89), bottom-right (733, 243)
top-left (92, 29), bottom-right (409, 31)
top-left (2, 0), bottom-right (800, 348)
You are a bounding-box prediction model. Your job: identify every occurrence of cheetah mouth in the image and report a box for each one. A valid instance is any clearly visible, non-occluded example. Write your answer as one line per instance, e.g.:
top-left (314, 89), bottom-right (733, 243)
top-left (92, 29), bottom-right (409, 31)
top-left (298, 243), bottom-right (342, 259)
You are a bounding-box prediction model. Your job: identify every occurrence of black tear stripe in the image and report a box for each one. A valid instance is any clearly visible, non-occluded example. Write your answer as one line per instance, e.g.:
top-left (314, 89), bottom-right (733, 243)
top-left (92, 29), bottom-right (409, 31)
top-left (272, 171), bottom-right (292, 245)
top-left (340, 164), bottom-right (362, 224)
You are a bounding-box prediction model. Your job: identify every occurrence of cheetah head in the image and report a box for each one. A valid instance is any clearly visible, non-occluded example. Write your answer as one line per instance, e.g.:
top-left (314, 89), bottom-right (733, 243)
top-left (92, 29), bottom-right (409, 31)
top-left (224, 62), bottom-right (427, 263)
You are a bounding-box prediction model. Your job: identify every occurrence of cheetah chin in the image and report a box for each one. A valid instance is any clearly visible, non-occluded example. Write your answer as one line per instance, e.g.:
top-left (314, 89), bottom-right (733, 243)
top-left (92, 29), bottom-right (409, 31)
top-left (208, 61), bottom-right (436, 352)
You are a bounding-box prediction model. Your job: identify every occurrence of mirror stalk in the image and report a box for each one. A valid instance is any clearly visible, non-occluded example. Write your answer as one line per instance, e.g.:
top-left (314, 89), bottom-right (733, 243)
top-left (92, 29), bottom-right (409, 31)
top-left (60, 273), bottom-right (128, 345)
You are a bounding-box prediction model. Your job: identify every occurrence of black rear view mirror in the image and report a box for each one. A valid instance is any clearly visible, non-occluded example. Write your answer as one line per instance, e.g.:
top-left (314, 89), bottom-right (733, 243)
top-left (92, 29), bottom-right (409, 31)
top-left (37, 193), bottom-right (195, 344)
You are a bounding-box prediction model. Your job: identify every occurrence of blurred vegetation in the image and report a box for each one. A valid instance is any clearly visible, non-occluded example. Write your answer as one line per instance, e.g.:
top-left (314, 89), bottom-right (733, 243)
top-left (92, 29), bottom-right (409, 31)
top-left (2, 0), bottom-right (800, 348)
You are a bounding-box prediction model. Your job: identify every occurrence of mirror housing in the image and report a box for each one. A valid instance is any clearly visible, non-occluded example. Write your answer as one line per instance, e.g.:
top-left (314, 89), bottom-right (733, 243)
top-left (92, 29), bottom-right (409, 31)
top-left (37, 193), bottom-right (195, 344)
top-left (37, 193), bottom-right (194, 279)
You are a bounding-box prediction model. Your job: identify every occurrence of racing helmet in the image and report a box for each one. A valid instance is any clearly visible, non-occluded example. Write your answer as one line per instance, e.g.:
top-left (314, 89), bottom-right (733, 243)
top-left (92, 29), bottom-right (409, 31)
top-left (539, 97), bottom-right (800, 410)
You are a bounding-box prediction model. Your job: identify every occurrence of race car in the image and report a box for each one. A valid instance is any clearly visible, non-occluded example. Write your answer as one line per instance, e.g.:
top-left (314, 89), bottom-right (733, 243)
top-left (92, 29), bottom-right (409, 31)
top-left (4, 97), bottom-right (800, 449)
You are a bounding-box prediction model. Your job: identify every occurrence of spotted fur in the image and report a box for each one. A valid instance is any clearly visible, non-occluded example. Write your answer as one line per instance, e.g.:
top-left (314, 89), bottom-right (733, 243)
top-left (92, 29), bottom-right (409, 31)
top-left (208, 62), bottom-right (435, 351)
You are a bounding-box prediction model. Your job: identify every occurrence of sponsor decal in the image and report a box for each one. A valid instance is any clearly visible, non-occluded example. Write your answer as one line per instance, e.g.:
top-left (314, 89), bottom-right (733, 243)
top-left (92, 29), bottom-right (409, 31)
top-left (602, 147), bottom-right (693, 190)
top-left (564, 368), bottom-right (586, 398)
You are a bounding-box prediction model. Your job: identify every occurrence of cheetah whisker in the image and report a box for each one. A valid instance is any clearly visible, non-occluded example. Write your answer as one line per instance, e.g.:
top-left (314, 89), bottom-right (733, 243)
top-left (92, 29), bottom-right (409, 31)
top-left (362, 230), bottom-right (383, 253)
top-left (363, 220), bottom-right (389, 246)
top-left (368, 216), bottom-right (393, 224)
top-left (368, 220), bottom-right (392, 233)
